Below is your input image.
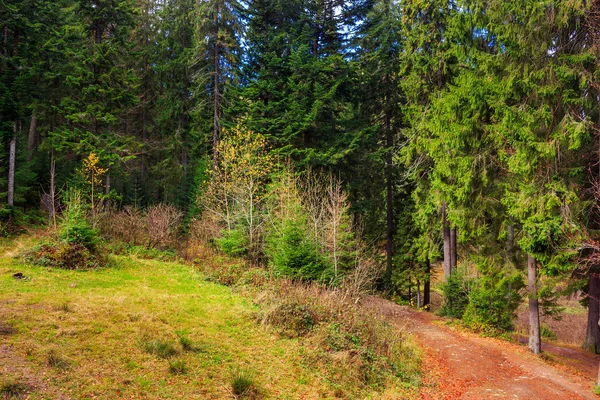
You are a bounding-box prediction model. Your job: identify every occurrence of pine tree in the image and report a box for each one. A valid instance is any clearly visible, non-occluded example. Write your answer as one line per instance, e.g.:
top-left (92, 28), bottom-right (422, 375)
top-left (192, 0), bottom-right (244, 166)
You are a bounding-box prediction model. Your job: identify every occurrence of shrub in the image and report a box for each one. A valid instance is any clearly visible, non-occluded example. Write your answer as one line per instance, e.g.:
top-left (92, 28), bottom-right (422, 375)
top-left (269, 220), bottom-right (329, 282)
top-left (215, 228), bottom-right (248, 256)
top-left (438, 267), bottom-right (472, 319)
top-left (24, 242), bottom-right (104, 270)
top-left (540, 324), bottom-right (557, 340)
top-left (100, 203), bottom-right (182, 250)
top-left (261, 301), bottom-right (316, 338)
top-left (144, 203), bottom-right (183, 249)
top-left (101, 206), bottom-right (144, 246)
top-left (462, 264), bottom-right (523, 333)
top-left (59, 190), bottom-right (98, 251)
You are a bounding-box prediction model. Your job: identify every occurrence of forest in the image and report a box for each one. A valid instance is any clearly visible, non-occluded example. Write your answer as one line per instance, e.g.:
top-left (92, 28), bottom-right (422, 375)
top-left (2, 0), bottom-right (600, 397)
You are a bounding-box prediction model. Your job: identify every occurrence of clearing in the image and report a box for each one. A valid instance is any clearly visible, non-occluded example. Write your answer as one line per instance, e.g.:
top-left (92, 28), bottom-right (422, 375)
top-left (0, 252), bottom-right (338, 399)
top-left (2, 238), bottom-right (600, 399)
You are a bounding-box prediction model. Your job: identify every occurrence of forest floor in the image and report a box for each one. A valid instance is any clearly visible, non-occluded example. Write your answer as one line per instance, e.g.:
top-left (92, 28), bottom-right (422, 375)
top-left (363, 296), bottom-right (600, 399)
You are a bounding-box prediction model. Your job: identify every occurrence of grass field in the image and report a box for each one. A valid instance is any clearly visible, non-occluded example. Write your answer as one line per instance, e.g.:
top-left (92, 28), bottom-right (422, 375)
top-left (0, 249), bottom-right (339, 399)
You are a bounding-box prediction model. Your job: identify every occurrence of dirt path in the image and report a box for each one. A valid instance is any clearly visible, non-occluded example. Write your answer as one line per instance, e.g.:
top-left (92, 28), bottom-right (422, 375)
top-left (363, 296), bottom-right (599, 400)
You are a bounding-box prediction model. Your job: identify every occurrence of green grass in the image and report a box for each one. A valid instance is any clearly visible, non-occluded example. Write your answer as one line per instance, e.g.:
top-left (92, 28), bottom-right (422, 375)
top-left (0, 380), bottom-right (29, 399)
top-left (0, 236), bottom-right (421, 398)
top-left (0, 240), bottom-right (355, 399)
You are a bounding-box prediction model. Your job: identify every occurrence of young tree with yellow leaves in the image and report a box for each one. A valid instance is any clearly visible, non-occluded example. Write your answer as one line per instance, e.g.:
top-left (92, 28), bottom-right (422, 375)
top-left (200, 125), bottom-right (276, 259)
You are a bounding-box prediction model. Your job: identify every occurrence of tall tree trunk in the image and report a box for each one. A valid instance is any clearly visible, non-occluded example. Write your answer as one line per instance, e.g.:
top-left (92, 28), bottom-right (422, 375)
top-left (7, 123), bottom-right (16, 207)
top-left (507, 222), bottom-right (516, 264)
top-left (423, 258), bottom-right (431, 309)
top-left (450, 226), bottom-right (457, 269)
top-left (528, 254), bottom-right (541, 355)
top-left (416, 280), bottom-right (421, 308)
top-left (212, 1), bottom-right (220, 167)
top-left (49, 153), bottom-right (56, 228)
top-left (384, 114), bottom-right (394, 288)
top-left (27, 112), bottom-right (37, 160)
top-left (442, 202), bottom-right (451, 280)
top-left (585, 273), bottom-right (600, 354)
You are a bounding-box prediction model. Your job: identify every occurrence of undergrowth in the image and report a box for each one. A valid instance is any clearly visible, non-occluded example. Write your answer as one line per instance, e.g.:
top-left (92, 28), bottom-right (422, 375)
top-left (255, 280), bottom-right (421, 397)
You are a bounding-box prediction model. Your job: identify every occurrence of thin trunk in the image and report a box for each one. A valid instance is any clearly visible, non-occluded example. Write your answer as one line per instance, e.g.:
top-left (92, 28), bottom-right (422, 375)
top-left (384, 112), bottom-right (394, 288)
top-left (416, 280), bottom-right (421, 308)
top-left (7, 123), bottom-right (16, 207)
top-left (450, 226), bottom-right (457, 269)
top-left (27, 112), bottom-right (37, 159)
top-left (423, 258), bottom-right (431, 309)
top-left (212, 1), bottom-right (220, 167)
top-left (442, 202), bottom-right (451, 280)
top-left (507, 222), bottom-right (516, 264)
top-left (528, 254), bottom-right (541, 355)
top-left (50, 153), bottom-right (56, 228)
top-left (585, 273), bottom-right (600, 354)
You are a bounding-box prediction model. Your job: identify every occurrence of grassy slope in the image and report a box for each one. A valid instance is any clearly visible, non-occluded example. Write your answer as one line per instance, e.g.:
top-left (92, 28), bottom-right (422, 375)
top-left (0, 247), bottom-right (336, 399)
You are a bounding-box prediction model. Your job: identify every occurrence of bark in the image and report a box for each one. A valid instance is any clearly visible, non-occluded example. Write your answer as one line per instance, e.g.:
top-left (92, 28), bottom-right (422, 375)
top-left (442, 202), bottom-right (451, 281)
top-left (212, 0), bottom-right (220, 167)
top-left (384, 113), bottom-right (394, 288)
top-left (7, 123), bottom-right (16, 207)
top-left (49, 154), bottom-right (56, 228)
top-left (450, 226), bottom-right (457, 269)
top-left (528, 254), bottom-right (541, 355)
top-left (507, 222), bottom-right (516, 264)
top-left (423, 258), bottom-right (431, 309)
top-left (584, 273), bottom-right (600, 354)
top-left (416, 280), bottom-right (421, 308)
top-left (27, 113), bottom-right (37, 159)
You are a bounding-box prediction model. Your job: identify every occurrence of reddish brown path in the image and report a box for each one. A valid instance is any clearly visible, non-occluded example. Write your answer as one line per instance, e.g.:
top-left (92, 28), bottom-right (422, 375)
top-left (363, 296), bottom-right (599, 400)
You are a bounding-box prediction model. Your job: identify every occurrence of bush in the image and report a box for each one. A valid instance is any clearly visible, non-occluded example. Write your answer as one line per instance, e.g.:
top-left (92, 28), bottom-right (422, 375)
top-left (215, 228), bottom-right (248, 256)
top-left (438, 268), bottom-right (471, 319)
top-left (24, 242), bottom-right (104, 270)
top-left (462, 265), bottom-right (523, 333)
top-left (99, 203), bottom-right (182, 250)
top-left (59, 190), bottom-right (98, 251)
top-left (261, 301), bottom-right (316, 338)
top-left (266, 211), bottom-right (331, 283)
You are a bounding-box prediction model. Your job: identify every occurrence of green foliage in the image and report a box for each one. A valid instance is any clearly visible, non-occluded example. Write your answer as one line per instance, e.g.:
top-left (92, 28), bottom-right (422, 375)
top-left (438, 268), bottom-right (471, 319)
top-left (267, 214), bottom-right (330, 283)
top-left (58, 190), bottom-right (98, 251)
top-left (24, 242), bottom-right (105, 270)
top-left (540, 325), bottom-right (557, 341)
top-left (462, 261), bottom-right (524, 333)
top-left (215, 228), bottom-right (248, 257)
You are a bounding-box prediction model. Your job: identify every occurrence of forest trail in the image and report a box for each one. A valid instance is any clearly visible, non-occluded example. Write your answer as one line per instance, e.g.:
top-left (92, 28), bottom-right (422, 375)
top-left (363, 297), bottom-right (599, 400)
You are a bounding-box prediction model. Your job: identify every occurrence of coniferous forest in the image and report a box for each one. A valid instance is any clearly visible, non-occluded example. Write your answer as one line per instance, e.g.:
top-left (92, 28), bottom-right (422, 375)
top-left (4, 0), bottom-right (600, 397)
